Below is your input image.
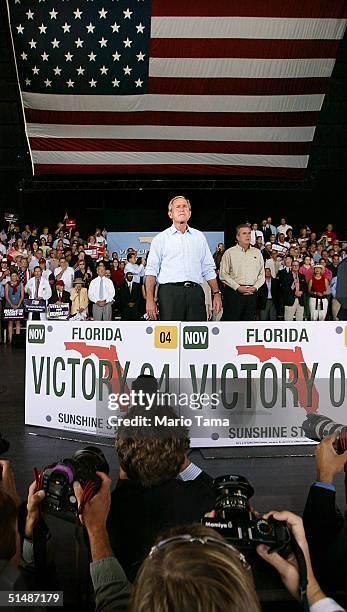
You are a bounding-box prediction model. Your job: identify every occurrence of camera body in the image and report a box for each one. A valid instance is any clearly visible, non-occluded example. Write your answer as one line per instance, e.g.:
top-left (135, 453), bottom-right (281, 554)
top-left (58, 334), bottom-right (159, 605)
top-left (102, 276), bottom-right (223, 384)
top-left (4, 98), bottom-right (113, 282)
top-left (202, 475), bottom-right (290, 553)
top-left (41, 446), bottom-right (109, 522)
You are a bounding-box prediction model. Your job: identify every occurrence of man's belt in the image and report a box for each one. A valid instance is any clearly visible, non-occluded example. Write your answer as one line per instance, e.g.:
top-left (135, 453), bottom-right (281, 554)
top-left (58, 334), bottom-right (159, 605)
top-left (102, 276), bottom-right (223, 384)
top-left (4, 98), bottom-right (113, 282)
top-left (162, 281), bottom-right (200, 287)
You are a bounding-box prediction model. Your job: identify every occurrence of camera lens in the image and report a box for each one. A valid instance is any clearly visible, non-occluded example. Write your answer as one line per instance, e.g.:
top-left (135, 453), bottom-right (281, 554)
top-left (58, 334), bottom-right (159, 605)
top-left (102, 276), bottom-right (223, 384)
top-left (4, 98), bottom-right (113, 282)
top-left (213, 475), bottom-right (254, 517)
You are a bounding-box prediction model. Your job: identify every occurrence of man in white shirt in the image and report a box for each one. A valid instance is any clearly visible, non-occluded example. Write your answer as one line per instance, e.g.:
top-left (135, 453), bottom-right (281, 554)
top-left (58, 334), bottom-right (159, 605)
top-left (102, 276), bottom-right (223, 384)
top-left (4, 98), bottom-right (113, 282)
top-left (54, 257), bottom-right (74, 293)
top-left (25, 266), bottom-right (52, 320)
top-left (250, 223), bottom-right (264, 246)
top-left (277, 218), bottom-right (292, 237)
top-left (124, 253), bottom-right (144, 284)
top-left (53, 230), bottom-right (70, 249)
top-left (28, 249), bottom-right (49, 274)
top-left (88, 262), bottom-right (115, 321)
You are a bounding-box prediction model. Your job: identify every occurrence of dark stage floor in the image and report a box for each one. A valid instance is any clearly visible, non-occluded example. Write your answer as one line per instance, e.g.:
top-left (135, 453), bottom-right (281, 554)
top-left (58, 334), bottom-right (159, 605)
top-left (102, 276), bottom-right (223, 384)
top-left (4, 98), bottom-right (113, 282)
top-left (0, 344), bottom-right (346, 609)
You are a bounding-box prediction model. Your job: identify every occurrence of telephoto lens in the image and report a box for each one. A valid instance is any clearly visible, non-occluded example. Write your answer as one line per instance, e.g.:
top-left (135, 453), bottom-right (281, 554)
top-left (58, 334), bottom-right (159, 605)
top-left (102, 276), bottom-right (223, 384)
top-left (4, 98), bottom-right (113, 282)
top-left (302, 414), bottom-right (347, 441)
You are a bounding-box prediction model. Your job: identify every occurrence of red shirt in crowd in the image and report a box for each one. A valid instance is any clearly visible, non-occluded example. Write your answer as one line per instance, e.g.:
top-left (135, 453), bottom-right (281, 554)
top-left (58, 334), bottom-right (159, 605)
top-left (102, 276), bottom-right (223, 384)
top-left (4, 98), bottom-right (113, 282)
top-left (111, 268), bottom-right (125, 287)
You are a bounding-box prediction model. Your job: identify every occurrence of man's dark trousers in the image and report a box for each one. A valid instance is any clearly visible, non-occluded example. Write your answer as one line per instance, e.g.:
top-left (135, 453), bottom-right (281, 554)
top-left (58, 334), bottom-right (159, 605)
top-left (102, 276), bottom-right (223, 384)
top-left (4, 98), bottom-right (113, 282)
top-left (222, 286), bottom-right (257, 321)
top-left (158, 283), bottom-right (206, 321)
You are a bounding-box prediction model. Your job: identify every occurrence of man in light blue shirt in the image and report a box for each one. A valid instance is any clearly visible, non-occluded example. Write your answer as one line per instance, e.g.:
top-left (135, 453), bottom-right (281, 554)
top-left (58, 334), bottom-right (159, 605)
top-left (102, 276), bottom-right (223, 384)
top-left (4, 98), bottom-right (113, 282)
top-left (145, 196), bottom-right (222, 321)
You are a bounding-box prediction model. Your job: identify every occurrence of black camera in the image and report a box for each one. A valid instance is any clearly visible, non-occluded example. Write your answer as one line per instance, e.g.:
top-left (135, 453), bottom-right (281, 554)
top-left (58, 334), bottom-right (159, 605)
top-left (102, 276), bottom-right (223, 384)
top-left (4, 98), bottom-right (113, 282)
top-left (38, 446), bottom-right (109, 522)
top-left (202, 475), bottom-right (290, 554)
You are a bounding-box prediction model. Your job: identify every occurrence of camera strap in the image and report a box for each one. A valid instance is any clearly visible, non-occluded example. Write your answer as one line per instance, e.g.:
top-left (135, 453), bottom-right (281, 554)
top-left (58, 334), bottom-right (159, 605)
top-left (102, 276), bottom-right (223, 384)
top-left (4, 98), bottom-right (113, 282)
top-left (291, 538), bottom-right (309, 612)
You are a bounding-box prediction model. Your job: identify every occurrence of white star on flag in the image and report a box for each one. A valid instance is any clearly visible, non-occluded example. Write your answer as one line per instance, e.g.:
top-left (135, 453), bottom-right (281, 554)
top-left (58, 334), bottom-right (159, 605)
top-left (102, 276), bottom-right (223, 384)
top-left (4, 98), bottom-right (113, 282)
top-left (123, 37), bottom-right (132, 48)
top-left (73, 9), bottom-right (83, 19)
top-left (100, 65), bottom-right (108, 74)
top-left (53, 66), bottom-right (62, 75)
top-left (25, 78), bottom-right (31, 86)
top-left (99, 37), bottom-right (108, 47)
top-left (32, 66), bottom-right (39, 74)
top-left (41, 52), bottom-right (49, 61)
top-left (38, 23), bottom-right (47, 34)
top-left (65, 51), bottom-right (73, 61)
top-left (66, 79), bottom-right (74, 88)
top-left (136, 51), bottom-right (145, 61)
top-left (51, 38), bottom-right (60, 48)
top-left (112, 51), bottom-right (121, 61)
top-left (49, 9), bottom-right (58, 19)
top-left (123, 65), bottom-right (132, 75)
top-left (111, 22), bottom-right (120, 33)
top-left (136, 23), bottom-right (145, 33)
top-left (135, 78), bottom-right (143, 87)
top-left (75, 38), bottom-right (84, 47)
top-left (86, 23), bottom-right (95, 33)
top-left (28, 39), bottom-right (37, 49)
top-left (112, 78), bottom-right (120, 87)
top-left (21, 51), bottom-right (27, 60)
top-left (89, 78), bottom-right (97, 87)
top-left (88, 51), bottom-right (97, 61)
top-left (44, 78), bottom-right (52, 87)
top-left (123, 9), bottom-right (132, 19)
top-left (26, 10), bottom-right (34, 20)
top-left (99, 8), bottom-right (107, 18)
top-left (16, 25), bottom-right (24, 34)
top-left (76, 66), bottom-right (85, 75)
top-left (62, 23), bottom-right (71, 33)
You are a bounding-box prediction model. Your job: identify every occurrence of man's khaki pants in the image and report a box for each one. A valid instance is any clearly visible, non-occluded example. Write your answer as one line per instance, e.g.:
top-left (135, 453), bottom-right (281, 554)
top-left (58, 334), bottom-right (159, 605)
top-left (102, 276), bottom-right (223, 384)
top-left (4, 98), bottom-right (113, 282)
top-left (284, 298), bottom-right (304, 321)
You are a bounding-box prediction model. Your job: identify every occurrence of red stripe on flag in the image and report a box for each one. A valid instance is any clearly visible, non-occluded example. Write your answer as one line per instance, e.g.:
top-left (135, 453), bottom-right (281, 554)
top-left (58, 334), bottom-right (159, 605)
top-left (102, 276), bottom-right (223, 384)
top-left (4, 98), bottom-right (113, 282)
top-left (150, 39), bottom-right (341, 59)
top-left (151, 0), bottom-right (347, 17)
top-left (148, 77), bottom-right (328, 96)
top-left (35, 164), bottom-right (306, 178)
top-left (29, 138), bottom-right (312, 155)
top-left (25, 110), bottom-right (320, 127)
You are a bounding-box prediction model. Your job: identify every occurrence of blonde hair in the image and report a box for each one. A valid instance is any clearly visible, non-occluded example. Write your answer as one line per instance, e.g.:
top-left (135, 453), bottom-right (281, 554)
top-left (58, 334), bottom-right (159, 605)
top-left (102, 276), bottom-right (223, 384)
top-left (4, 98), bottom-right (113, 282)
top-left (168, 196), bottom-right (191, 212)
top-left (130, 524), bottom-right (260, 612)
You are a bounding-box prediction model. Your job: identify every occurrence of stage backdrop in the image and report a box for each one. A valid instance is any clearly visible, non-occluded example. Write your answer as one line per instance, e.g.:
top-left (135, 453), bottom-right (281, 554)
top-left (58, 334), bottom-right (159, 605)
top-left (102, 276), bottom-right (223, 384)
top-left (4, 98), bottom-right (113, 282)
top-left (107, 231), bottom-right (224, 259)
top-left (25, 321), bottom-right (347, 446)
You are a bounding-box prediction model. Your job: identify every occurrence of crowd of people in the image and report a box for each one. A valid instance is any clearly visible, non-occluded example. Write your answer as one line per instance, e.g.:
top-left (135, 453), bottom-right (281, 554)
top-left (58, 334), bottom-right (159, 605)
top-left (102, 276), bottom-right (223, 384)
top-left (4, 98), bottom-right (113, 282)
top-left (0, 207), bottom-right (346, 342)
top-left (0, 380), bottom-right (346, 610)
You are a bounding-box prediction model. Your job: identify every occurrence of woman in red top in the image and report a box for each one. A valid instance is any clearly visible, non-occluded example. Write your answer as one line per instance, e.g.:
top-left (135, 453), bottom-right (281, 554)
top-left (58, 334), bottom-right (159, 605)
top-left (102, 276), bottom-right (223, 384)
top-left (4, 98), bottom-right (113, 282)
top-left (308, 264), bottom-right (329, 321)
top-left (110, 259), bottom-right (125, 288)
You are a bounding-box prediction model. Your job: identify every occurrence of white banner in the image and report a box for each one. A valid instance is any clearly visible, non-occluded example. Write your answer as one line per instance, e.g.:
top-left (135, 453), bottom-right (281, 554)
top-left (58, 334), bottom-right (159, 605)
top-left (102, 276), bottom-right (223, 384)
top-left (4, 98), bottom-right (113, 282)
top-left (25, 321), bottom-right (347, 446)
top-left (180, 321), bottom-right (347, 447)
top-left (25, 321), bottom-right (180, 437)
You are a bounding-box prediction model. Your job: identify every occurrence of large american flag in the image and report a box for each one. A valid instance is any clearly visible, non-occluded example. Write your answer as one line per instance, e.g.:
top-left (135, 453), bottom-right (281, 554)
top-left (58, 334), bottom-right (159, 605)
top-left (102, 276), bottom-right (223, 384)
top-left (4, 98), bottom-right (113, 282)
top-left (7, 0), bottom-right (347, 177)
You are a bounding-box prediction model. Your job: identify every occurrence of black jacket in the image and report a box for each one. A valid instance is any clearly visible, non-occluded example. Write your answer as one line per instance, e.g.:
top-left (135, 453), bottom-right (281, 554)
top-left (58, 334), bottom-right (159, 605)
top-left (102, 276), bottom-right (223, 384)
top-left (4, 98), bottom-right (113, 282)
top-left (107, 472), bottom-right (215, 581)
top-left (119, 282), bottom-right (142, 319)
top-left (279, 271), bottom-right (307, 306)
top-left (303, 483), bottom-right (347, 593)
top-left (257, 277), bottom-right (280, 312)
top-left (49, 288), bottom-right (71, 305)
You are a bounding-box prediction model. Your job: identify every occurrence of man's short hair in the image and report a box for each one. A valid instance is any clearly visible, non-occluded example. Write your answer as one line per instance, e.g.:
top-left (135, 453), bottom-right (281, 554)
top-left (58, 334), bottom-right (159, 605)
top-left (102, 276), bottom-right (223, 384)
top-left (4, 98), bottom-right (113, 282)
top-left (116, 405), bottom-right (190, 488)
top-left (168, 196), bottom-right (191, 212)
top-left (34, 266), bottom-right (41, 272)
top-left (235, 224), bottom-right (251, 235)
top-left (127, 253), bottom-right (135, 262)
top-left (97, 261), bottom-right (105, 269)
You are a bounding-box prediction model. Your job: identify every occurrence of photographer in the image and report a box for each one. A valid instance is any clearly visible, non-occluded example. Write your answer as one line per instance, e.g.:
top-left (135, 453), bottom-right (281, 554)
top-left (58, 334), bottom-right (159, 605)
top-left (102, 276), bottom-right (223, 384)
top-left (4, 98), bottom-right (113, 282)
top-left (303, 434), bottom-right (347, 592)
top-left (0, 460), bottom-right (44, 591)
top-left (77, 506), bottom-right (343, 612)
top-left (107, 404), bottom-right (215, 580)
top-left (73, 473), bottom-right (130, 612)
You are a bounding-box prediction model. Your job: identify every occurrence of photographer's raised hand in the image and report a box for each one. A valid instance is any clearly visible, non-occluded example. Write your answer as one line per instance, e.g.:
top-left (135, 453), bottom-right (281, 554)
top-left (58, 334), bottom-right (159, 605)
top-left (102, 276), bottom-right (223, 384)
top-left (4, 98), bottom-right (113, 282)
top-left (25, 480), bottom-right (45, 539)
top-left (316, 434), bottom-right (347, 485)
top-left (256, 510), bottom-right (325, 607)
top-left (73, 472), bottom-right (113, 562)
